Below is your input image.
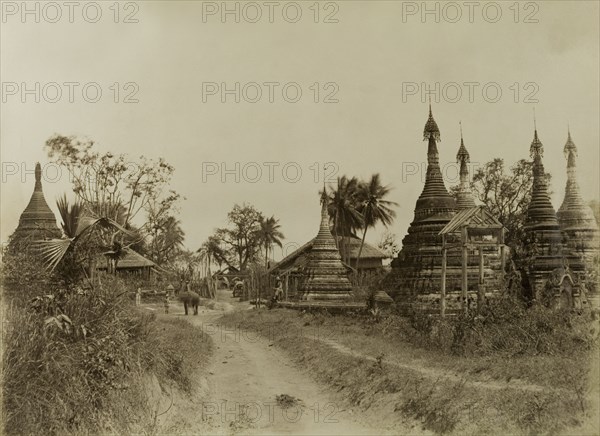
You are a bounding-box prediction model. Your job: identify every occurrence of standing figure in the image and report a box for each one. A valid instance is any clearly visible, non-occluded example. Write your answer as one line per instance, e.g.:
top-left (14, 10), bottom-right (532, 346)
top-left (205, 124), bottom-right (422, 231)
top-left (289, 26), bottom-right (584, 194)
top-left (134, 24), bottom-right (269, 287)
top-left (164, 291), bottom-right (170, 314)
top-left (274, 276), bottom-right (283, 301)
top-left (135, 287), bottom-right (141, 306)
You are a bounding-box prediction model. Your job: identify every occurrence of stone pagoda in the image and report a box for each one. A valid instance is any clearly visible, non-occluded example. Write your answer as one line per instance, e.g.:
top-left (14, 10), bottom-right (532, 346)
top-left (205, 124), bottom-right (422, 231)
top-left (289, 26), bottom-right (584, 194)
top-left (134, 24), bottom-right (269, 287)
top-left (388, 108), bottom-right (503, 313)
top-left (388, 105), bottom-right (458, 312)
top-left (523, 128), bottom-right (582, 302)
top-left (455, 125), bottom-right (477, 210)
top-left (7, 163), bottom-right (61, 252)
top-left (298, 188), bottom-right (353, 301)
top-left (556, 130), bottom-right (599, 304)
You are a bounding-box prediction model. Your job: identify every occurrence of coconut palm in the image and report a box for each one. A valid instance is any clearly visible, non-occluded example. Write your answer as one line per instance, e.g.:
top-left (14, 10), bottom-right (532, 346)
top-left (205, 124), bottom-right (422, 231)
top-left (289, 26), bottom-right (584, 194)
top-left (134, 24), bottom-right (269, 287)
top-left (258, 215), bottom-right (284, 268)
top-left (354, 174), bottom-right (397, 270)
top-left (326, 176), bottom-right (364, 264)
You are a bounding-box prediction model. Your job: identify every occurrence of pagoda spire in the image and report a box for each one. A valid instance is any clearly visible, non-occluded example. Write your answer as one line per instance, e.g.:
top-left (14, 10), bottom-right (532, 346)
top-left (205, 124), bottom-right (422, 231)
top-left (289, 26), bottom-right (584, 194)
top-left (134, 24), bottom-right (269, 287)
top-left (8, 162), bottom-right (61, 251)
top-left (557, 129), bottom-right (599, 303)
top-left (414, 103), bottom-right (456, 221)
top-left (423, 99), bottom-right (441, 143)
top-left (299, 187), bottom-right (352, 301)
top-left (523, 125), bottom-right (571, 301)
top-left (455, 122), bottom-right (476, 210)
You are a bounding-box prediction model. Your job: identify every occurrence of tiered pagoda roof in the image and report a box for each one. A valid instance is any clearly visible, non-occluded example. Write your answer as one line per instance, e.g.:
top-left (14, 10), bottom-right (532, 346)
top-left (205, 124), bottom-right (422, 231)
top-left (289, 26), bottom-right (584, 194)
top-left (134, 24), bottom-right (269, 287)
top-left (298, 188), bottom-right (352, 301)
top-left (556, 130), bottom-right (599, 303)
top-left (455, 126), bottom-right (477, 210)
top-left (414, 104), bottom-right (457, 220)
top-left (557, 130), bottom-right (599, 244)
top-left (523, 128), bottom-right (578, 300)
top-left (388, 106), bottom-right (505, 313)
top-left (8, 163), bottom-right (61, 250)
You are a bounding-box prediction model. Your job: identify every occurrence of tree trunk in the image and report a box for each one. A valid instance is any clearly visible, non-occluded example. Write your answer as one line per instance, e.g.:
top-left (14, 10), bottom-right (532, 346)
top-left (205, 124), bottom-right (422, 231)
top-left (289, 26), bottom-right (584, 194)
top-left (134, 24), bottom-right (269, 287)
top-left (355, 227), bottom-right (368, 271)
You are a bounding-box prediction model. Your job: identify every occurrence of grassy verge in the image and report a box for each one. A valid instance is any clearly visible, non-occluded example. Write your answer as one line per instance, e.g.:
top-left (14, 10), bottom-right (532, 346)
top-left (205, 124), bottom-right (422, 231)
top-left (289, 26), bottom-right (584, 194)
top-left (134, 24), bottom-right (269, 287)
top-left (219, 308), bottom-right (599, 435)
top-left (1, 271), bottom-right (212, 435)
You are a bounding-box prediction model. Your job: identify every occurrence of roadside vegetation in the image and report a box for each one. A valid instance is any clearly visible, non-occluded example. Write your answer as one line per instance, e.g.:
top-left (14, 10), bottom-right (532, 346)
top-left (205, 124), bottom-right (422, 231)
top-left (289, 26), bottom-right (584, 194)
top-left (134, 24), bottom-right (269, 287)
top-left (219, 300), bottom-right (599, 435)
top-left (1, 252), bottom-right (212, 435)
top-left (1, 136), bottom-right (213, 435)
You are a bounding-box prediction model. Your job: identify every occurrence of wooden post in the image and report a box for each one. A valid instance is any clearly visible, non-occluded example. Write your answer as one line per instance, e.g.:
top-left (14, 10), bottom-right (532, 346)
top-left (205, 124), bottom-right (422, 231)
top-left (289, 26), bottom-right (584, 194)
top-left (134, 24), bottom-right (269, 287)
top-left (478, 247), bottom-right (484, 314)
top-left (441, 235), bottom-right (447, 318)
top-left (461, 226), bottom-right (468, 315)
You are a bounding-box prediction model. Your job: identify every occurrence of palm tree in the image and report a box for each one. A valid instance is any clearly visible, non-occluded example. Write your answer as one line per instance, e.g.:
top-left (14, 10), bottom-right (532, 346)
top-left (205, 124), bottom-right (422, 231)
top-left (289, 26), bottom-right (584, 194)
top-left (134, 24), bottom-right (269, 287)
top-left (326, 176), bottom-right (364, 264)
top-left (39, 195), bottom-right (132, 277)
top-left (354, 174), bottom-right (397, 270)
top-left (149, 215), bottom-right (185, 265)
top-left (258, 215), bottom-right (284, 268)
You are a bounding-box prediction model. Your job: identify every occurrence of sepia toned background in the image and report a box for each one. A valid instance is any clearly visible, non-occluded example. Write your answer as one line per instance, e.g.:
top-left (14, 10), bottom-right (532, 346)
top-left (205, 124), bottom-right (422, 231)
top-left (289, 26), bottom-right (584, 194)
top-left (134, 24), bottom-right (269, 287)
top-left (1, 0), bottom-right (599, 257)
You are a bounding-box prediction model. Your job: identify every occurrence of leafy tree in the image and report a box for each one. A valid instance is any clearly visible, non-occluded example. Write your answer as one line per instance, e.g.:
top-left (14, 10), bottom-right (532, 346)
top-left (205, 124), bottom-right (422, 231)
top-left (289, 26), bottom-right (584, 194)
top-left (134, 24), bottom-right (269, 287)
top-left (450, 158), bottom-right (551, 250)
top-left (354, 174), bottom-right (397, 269)
top-left (377, 229), bottom-right (400, 259)
top-left (44, 135), bottom-right (179, 257)
top-left (213, 204), bottom-right (263, 271)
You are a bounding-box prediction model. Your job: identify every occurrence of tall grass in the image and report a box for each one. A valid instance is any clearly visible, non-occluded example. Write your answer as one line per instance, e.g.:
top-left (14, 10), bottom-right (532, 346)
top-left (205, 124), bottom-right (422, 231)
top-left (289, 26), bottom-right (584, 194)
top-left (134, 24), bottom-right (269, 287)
top-left (1, 252), bottom-right (211, 435)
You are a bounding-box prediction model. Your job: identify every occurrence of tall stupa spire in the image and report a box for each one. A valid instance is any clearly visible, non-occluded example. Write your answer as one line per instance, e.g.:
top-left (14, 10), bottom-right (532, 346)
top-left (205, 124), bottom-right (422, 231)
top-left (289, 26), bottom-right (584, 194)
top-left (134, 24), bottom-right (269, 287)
top-left (388, 105), bottom-right (479, 314)
top-left (455, 122), bottom-right (476, 210)
top-left (523, 125), bottom-right (575, 301)
top-left (414, 104), bottom-right (456, 220)
top-left (299, 187), bottom-right (352, 301)
top-left (557, 129), bottom-right (599, 306)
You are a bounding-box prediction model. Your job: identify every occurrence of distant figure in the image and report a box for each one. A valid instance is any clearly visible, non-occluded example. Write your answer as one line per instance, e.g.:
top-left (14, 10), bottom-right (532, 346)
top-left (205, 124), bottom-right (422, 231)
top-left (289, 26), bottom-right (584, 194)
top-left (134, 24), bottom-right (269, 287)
top-left (164, 291), bottom-right (170, 314)
top-left (269, 276), bottom-right (283, 310)
top-left (135, 288), bottom-right (141, 306)
top-left (274, 276), bottom-right (283, 301)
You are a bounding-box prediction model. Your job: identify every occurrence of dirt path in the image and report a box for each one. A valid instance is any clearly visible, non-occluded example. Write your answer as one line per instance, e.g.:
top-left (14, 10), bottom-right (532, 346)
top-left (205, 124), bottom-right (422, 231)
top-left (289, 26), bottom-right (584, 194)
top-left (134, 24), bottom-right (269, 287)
top-left (183, 291), bottom-right (386, 435)
top-left (312, 336), bottom-right (561, 394)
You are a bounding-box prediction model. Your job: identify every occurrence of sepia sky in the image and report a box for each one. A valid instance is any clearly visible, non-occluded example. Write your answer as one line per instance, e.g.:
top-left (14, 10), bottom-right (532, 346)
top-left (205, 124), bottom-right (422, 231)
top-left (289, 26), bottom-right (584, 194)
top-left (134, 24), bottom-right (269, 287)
top-left (1, 1), bottom-right (599, 259)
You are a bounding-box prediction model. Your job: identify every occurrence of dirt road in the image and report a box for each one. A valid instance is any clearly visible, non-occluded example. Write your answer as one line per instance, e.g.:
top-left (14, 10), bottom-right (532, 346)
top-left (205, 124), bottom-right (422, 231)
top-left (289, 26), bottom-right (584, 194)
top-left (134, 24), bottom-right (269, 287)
top-left (179, 290), bottom-right (383, 435)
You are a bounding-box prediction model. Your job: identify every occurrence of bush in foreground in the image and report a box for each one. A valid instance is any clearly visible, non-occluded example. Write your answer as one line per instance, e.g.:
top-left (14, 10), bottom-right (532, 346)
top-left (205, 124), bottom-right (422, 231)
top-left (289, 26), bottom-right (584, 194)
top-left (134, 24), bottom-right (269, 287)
top-left (1, 264), bottom-right (211, 435)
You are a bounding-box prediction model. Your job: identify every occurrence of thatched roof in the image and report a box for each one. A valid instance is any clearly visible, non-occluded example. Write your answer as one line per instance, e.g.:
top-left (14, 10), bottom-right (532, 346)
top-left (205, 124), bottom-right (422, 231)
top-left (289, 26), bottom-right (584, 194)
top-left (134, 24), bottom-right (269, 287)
top-left (97, 248), bottom-right (155, 270)
top-left (270, 236), bottom-right (386, 275)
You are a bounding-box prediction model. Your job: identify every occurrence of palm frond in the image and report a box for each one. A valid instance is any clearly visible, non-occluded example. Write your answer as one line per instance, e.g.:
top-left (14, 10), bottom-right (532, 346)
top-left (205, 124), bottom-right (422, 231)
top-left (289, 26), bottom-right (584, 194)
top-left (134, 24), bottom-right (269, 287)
top-left (37, 238), bottom-right (74, 271)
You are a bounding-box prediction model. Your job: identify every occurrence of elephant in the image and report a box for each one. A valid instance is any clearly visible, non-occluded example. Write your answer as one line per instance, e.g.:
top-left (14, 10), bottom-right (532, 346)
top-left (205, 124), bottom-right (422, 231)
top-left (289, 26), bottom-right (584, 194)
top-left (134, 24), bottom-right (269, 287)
top-left (179, 291), bottom-right (200, 315)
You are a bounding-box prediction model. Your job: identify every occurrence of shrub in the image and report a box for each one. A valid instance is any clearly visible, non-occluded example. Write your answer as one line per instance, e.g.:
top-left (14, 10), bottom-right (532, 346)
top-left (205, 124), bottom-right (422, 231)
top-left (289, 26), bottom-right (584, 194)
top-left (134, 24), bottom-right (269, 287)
top-left (2, 259), bottom-right (212, 435)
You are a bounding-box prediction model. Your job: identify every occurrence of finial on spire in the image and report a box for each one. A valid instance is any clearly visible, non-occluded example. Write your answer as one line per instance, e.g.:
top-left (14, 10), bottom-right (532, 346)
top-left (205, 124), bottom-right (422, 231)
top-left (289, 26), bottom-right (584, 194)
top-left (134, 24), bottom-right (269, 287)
top-left (456, 123), bottom-right (470, 163)
top-left (530, 116), bottom-right (543, 160)
top-left (564, 127), bottom-right (577, 162)
top-left (423, 102), bottom-right (441, 142)
top-left (320, 170), bottom-right (328, 206)
top-left (34, 162), bottom-right (43, 190)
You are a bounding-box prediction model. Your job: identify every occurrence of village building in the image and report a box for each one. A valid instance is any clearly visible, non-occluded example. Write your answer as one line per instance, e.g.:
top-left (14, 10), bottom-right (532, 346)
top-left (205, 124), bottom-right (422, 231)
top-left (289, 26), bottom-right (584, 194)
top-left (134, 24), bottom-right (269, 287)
top-left (7, 163), bottom-right (61, 252)
top-left (96, 248), bottom-right (158, 280)
top-left (269, 234), bottom-right (386, 299)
